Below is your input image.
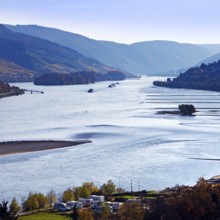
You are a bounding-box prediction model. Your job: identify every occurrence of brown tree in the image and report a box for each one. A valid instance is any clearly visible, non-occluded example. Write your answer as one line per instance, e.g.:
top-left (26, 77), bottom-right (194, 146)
top-left (119, 202), bottom-right (144, 220)
top-left (78, 208), bottom-right (94, 220)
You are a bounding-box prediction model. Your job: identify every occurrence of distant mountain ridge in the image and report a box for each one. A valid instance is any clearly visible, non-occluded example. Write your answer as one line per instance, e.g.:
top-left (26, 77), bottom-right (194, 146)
top-left (5, 24), bottom-right (216, 75)
top-left (200, 52), bottom-right (220, 66)
top-left (199, 44), bottom-right (220, 54)
top-left (0, 25), bottom-right (128, 82)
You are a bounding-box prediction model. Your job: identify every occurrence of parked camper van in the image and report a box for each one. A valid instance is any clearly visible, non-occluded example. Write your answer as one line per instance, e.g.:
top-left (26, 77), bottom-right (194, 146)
top-left (89, 195), bottom-right (105, 203)
top-left (79, 198), bottom-right (93, 207)
top-left (66, 201), bottom-right (83, 209)
top-left (106, 201), bottom-right (123, 212)
top-left (53, 202), bottom-right (71, 212)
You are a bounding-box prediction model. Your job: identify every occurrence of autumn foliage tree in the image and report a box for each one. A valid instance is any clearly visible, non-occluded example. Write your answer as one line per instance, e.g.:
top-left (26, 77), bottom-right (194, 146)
top-left (46, 189), bottom-right (57, 209)
top-left (164, 178), bottom-right (220, 219)
top-left (100, 180), bottom-right (116, 195)
top-left (62, 188), bottom-right (75, 202)
top-left (78, 208), bottom-right (94, 220)
top-left (22, 192), bottom-right (48, 212)
top-left (9, 198), bottom-right (21, 218)
top-left (119, 201), bottom-right (144, 220)
top-left (74, 182), bottom-right (99, 199)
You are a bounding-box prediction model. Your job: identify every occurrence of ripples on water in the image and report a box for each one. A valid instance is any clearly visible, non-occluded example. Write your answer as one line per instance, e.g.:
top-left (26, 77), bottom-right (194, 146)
top-left (1, 77), bottom-right (220, 201)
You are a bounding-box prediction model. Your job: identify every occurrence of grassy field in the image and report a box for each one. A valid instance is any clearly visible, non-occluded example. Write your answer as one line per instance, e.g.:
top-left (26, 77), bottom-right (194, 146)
top-left (18, 212), bottom-right (70, 220)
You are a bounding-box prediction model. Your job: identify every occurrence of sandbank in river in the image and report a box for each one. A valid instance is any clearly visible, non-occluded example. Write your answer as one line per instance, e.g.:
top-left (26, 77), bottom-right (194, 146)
top-left (0, 140), bottom-right (91, 156)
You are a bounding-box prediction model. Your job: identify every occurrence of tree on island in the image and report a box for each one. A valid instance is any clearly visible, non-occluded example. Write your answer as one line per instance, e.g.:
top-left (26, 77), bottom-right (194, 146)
top-left (178, 104), bottom-right (196, 116)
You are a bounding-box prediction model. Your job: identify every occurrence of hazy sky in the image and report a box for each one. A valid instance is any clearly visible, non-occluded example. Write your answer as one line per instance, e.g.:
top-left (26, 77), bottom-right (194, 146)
top-left (1, 0), bottom-right (220, 44)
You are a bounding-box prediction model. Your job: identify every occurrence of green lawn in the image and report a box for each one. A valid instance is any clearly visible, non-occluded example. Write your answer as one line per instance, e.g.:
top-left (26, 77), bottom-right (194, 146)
top-left (18, 212), bottom-right (70, 220)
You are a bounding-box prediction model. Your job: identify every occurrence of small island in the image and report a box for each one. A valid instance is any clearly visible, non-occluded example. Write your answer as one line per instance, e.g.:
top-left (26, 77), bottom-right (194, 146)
top-left (157, 104), bottom-right (196, 116)
top-left (34, 70), bottom-right (130, 86)
top-left (153, 59), bottom-right (220, 92)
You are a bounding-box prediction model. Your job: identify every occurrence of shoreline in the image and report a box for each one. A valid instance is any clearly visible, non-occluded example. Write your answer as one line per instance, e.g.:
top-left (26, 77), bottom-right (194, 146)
top-left (0, 90), bottom-right (24, 98)
top-left (0, 140), bottom-right (92, 156)
top-left (0, 91), bottom-right (18, 98)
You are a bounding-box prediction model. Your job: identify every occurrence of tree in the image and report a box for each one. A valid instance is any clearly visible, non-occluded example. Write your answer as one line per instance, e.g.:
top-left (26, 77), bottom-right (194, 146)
top-left (0, 200), bottom-right (9, 220)
top-left (74, 187), bottom-right (90, 200)
top-left (74, 182), bottom-right (99, 199)
top-left (82, 182), bottom-right (99, 195)
top-left (36, 193), bottom-right (48, 210)
top-left (99, 203), bottom-right (112, 220)
top-left (78, 208), bottom-right (94, 220)
top-left (9, 198), bottom-right (21, 219)
top-left (63, 188), bottom-right (75, 202)
top-left (23, 193), bottom-right (39, 212)
top-left (119, 202), bottom-right (144, 220)
top-left (22, 192), bottom-right (48, 212)
top-left (165, 178), bottom-right (219, 219)
top-left (178, 104), bottom-right (196, 116)
top-left (47, 189), bottom-right (57, 209)
top-left (0, 199), bottom-right (20, 220)
top-left (100, 180), bottom-right (116, 195)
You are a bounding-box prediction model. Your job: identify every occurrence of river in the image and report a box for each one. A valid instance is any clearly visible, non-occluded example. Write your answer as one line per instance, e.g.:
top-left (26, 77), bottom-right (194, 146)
top-left (1, 76), bottom-right (220, 201)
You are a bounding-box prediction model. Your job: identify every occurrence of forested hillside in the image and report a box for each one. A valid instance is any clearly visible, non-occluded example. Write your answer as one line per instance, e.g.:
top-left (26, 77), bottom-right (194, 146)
top-left (153, 60), bottom-right (220, 92)
top-left (0, 25), bottom-right (125, 82)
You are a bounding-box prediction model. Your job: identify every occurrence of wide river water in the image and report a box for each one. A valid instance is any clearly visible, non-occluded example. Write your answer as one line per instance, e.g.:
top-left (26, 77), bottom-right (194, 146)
top-left (1, 76), bottom-right (220, 202)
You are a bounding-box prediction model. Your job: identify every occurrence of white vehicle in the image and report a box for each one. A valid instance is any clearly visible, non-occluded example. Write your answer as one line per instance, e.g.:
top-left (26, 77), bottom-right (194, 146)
top-left (66, 201), bottom-right (83, 209)
top-left (89, 195), bottom-right (105, 203)
top-left (53, 202), bottom-right (71, 212)
top-left (79, 198), bottom-right (93, 207)
top-left (107, 202), bottom-right (123, 211)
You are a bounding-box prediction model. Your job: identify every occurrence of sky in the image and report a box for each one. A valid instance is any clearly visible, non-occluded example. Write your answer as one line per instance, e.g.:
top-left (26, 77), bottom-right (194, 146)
top-left (1, 0), bottom-right (220, 44)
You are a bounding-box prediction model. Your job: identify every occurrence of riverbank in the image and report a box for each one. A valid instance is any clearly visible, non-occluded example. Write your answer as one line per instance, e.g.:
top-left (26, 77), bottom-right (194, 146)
top-left (0, 90), bottom-right (23, 98)
top-left (0, 140), bottom-right (92, 156)
top-left (0, 82), bottom-right (24, 98)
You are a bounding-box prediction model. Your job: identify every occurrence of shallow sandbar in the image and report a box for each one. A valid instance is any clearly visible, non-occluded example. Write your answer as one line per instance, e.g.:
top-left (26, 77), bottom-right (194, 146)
top-left (0, 140), bottom-right (91, 156)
